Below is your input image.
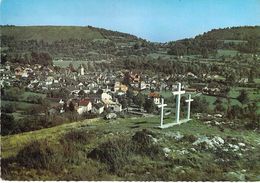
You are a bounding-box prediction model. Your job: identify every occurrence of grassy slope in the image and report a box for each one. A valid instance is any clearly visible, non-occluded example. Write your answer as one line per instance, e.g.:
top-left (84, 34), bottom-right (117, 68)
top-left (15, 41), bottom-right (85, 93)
top-left (0, 26), bottom-right (104, 42)
top-left (2, 116), bottom-right (259, 159)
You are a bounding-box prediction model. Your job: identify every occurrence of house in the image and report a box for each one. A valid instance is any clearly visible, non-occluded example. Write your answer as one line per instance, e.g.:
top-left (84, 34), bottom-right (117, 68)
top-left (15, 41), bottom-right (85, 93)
top-left (110, 103), bottom-right (122, 112)
top-left (101, 93), bottom-right (115, 106)
top-left (92, 103), bottom-right (104, 114)
top-left (148, 92), bottom-right (161, 105)
top-left (77, 99), bottom-right (92, 115)
top-left (114, 81), bottom-right (128, 93)
top-left (130, 71), bottom-right (141, 83)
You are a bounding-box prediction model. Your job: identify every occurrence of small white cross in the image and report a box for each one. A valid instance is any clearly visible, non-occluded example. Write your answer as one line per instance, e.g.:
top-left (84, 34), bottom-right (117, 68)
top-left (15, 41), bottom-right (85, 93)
top-left (185, 94), bottom-right (194, 120)
top-left (158, 98), bottom-right (167, 127)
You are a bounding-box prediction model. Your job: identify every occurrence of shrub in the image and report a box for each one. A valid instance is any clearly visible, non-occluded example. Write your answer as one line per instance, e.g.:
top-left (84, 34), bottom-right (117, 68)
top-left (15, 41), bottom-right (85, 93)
top-left (181, 134), bottom-right (197, 143)
top-left (63, 129), bottom-right (95, 144)
top-left (132, 129), bottom-right (163, 159)
top-left (2, 104), bottom-right (16, 113)
top-left (1, 113), bottom-right (17, 135)
top-left (16, 140), bottom-right (56, 169)
top-left (88, 137), bottom-right (132, 173)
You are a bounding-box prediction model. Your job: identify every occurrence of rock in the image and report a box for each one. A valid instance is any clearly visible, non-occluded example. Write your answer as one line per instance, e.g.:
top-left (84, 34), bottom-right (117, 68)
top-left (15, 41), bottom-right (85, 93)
top-left (193, 136), bottom-right (224, 150)
top-left (163, 147), bottom-right (171, 157)
top-left (226, 172), bottom-right (245, 181)
top-left (238, 142), bottom-right (246, 147)
top-left (178, 149), bottom-right (189, 155)
top-left (163, 147), bottom-right (171, 154)
top-left (223, 148), bottom-right (229, 152)
top-left (229, 144), bottom-right (240, 151)
top-left (165, 131), bottom-right (184, 140)
top-left (215, 121), bottom-right (220, 125)
top-left (190, 147), bottom-right (196, 152)
top-left (214, 114), bottom-right (223, 118)
top-left (205, 121), bottom-right (212, 124)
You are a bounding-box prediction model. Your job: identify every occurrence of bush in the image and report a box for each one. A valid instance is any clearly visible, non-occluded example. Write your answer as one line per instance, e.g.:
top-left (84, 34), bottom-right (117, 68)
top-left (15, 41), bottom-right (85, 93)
top-left (131, 129), bottom-right (163, 159)
top-left (181, 134), bottom-right (197, 143)
top-left (2, 104), bottom-right (16, 113)
top-left (1, 113), bottom-right (17, 135)
top-left (88, 137), bottom-right (132, 173)
top-left (16, 140), bottom-right (56, 169)
top-left (63, 129), bottom-right (95, 144)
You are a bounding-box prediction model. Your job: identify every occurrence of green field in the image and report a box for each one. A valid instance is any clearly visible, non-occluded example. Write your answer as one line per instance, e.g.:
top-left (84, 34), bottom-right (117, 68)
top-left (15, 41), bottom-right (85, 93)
top-left (1, 26), bottom-right (104, 43)
top-left (1, 100), bottom-right (39, 110)
top-left (217, 49), bottom-right (238, 57)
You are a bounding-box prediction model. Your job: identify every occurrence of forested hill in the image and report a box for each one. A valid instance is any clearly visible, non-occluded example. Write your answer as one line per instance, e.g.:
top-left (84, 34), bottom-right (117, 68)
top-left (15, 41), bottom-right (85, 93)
top-left (167, 26), bottom-right (260, 56)
top-left (196, 26), bottom-right (260, 40)
top-left (1, 25), bottom-right (260, 62)
top-left (1, 25), bottom-right (154, 61)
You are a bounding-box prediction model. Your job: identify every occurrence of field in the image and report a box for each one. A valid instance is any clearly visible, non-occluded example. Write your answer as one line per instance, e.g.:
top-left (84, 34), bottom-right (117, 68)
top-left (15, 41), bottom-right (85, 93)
top-left (53, 60), bottom-right (108, 68)
top-left (217, 49), bottom-right (238, 57)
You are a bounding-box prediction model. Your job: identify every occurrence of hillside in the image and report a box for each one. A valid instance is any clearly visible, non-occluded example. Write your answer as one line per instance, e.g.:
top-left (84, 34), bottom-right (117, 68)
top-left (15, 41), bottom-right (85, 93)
top-left (1, 25), bottom-right (260, 61)
top-left (2, 116), bottom-right (260, 180)
top-left (167, 26), bottom-right (260, 56)
top-left (0, 25), bottom-right (152, 61)
top-left (197, 26), bottom-right (260, 41)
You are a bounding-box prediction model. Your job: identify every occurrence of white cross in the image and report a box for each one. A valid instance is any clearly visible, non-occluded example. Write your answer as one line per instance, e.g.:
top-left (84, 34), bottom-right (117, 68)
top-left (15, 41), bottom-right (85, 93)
top-left (172, 83), bottom-right (185, 123)
top-left (158, 98), bottom-right (167, 127)
top-left (185, 94), bottom-right (193, 120)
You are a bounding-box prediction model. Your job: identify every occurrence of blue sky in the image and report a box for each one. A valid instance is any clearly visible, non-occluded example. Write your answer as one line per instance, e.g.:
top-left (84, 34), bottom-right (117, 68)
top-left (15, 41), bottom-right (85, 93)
top-left (1, 0), bottom-right (260, 42)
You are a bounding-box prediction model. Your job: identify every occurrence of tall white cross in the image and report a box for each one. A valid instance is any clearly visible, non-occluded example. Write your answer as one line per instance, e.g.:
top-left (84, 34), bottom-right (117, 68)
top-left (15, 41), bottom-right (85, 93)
top-left (185, 94), bottom-right (193, 120)
top-left (172, 83), bottom-right (185, 123)
top-left (158, 98), bottom-right (167, 127)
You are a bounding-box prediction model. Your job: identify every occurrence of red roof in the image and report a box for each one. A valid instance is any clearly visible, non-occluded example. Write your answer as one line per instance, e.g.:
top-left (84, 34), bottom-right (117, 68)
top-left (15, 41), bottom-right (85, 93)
top-left (148, 92), bottom-right (160, 98)
top-left (79, 99), bottom-right (91, 106)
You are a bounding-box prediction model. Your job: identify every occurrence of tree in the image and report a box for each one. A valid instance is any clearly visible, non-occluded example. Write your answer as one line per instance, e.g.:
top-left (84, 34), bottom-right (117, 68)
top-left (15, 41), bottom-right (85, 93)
top-left (237, 89), bottom-right (249, 105)
top-left (133, 93), bottom-right (145, 108)
top-left (248, 68), bottom-right (255, 83)
top-left (78, 90), bottom-right (85, 97)
top-left (1, 113), bottom-right (17, 135)
top-left (191, 97), bottom-right (210, 113)
top-left (144, 98), bottom-right (156, 113)
top-left (68, 101), bottom-right (75, 112)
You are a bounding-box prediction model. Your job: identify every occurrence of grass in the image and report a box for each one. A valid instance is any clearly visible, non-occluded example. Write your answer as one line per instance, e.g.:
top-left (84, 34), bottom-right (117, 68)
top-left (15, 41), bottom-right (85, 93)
top-left (1, 115), bottom-right (260, 181)
top-left (2, 113), bottom-right (259, 159)
top-left (1, 100), bottom-right (39, 110)
top-left (217, 49), bottom-right (238, 57)
top-left (1, 118), bottom-right (100, 159)
top-left (21, 92), bottom-right (46, 101)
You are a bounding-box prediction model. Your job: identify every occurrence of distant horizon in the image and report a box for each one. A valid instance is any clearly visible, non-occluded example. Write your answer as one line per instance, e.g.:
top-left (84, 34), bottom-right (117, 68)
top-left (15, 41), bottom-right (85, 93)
top-left (1, 0), bottom-right (260, 42)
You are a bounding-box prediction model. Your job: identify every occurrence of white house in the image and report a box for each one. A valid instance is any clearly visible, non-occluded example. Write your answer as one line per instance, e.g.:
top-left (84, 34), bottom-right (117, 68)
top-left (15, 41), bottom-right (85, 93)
top-left (110, 103), bottom-right (122, 112)
top-left (77, 99), bottom-right (92, 115)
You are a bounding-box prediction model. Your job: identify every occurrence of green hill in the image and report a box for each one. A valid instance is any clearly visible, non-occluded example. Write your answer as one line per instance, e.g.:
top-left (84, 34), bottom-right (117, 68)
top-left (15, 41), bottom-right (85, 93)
top-left (167, 26), bottom-right (260, 56)
top-left (0, 26), bottom-right (104, 42)
top-left (197, 26), bottom-right (260, 41)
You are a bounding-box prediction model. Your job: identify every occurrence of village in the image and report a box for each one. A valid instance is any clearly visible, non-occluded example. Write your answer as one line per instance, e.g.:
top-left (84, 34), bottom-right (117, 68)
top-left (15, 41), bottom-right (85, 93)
top-left (1, 59), bottom-right (235, 122)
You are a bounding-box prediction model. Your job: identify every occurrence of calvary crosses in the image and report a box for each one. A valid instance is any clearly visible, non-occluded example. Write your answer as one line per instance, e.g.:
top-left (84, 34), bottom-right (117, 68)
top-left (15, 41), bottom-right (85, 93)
top-left (185, 94), bottom-right (194, 120)
top-left (172, 83), bottom-right (185, 124)
top-left (157, 83), bottom-right (194, 129)
top-left (158, 98), bottom-right (167, 127)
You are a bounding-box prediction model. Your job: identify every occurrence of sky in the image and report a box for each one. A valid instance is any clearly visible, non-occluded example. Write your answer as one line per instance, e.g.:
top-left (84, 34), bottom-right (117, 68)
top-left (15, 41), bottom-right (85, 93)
top-left (1, 0), bottom-right (260, 42)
